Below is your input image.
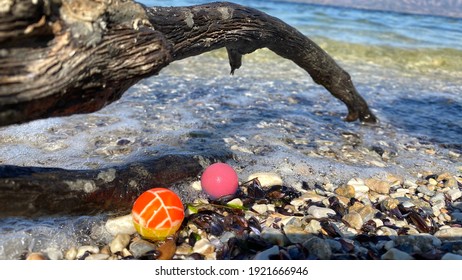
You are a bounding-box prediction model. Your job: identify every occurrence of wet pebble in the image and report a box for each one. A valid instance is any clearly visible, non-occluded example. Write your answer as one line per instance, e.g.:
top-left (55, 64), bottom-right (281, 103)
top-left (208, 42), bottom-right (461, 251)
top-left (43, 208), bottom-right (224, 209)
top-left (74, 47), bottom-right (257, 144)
top-left (254, 245), bottom-right (279, 260)
top-left (64, 247), bottom-right (78, 260)
top-left (441, 253), bottom-right (462, 260)
top-left (109, 234), bottom-right (131, 254)
top-left (365, 178), bottom-right (391, 194)
top-left (26, 253), bottom-right (47, 260)
top-left (447, 188), bottom-right (462, 201)
top-left (417, 186), bottom-right (435, 197)
top-left (129, 239), bottom-right (157, 258)
top-left (105, 214), bottom-right (137, 236)
top-left (193, 238), bottom-right (215, 255)
top-left (302, 236), bottom-right (331, 260)
top-left (247, 172), bottom-right (283, 187)
top-left (307, 206), bottom-right (336, 219)
top-left (85, 254), bottom-right (110, 260)
top-left (262, 227), bottom-right (288, 246)
top-left (434, 227), bottom-right (462, 238)
top-left (381, 248), bottom-right (414, 260)
top-left (343, 212), bottom-right (363, 230)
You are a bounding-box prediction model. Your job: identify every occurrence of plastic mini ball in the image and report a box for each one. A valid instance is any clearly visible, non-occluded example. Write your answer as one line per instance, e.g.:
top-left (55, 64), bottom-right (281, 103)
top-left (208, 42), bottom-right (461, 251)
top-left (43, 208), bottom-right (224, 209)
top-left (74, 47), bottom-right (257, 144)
top-left (132, 188), bottom-right (185, 241)
top-left (200, 162), bottom-right (239, 199)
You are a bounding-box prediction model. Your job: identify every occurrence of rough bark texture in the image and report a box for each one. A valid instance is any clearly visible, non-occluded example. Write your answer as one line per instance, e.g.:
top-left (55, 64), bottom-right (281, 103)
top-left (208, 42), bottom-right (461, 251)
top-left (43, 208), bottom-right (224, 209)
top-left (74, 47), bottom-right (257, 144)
top-left (0, 0), bottom-right (377, 216)
top-left (0, 153), bottom-right (230, 217)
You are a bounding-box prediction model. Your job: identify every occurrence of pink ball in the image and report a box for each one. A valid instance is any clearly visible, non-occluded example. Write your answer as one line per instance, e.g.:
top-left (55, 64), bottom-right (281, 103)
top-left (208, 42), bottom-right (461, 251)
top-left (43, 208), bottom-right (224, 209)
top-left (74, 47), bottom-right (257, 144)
top-left (200, 163), bottom-right (239, 199)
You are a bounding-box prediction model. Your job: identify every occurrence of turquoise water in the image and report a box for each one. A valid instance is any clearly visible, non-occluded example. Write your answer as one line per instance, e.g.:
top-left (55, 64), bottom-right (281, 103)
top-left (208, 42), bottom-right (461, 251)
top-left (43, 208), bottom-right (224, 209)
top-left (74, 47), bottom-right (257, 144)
top-left (0, 0), bottom-right (461, 259)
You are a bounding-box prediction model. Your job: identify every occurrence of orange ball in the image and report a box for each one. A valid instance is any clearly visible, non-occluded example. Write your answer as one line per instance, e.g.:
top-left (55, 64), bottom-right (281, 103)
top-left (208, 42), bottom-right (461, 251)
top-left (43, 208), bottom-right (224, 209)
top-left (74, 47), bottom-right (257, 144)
top-left (132, 188), bottom-right (185, 241)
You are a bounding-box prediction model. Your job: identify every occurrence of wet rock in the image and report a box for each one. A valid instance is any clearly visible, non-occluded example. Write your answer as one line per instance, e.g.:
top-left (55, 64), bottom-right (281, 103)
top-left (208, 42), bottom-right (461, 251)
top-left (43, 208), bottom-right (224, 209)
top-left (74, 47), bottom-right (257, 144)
top-left (176, 243), bottom-right (193, 255)
top-left (263, 227), bottom-right (288, 246)
top-left (64, 247), bottom-right (78, 260)
top-left (417, 186), bottom-right (435, 197)
top-left (85, 253), bottom-right (110, 260)
top-left (254, 245), bottom-right (280, 260)
top-left (44, 248), bottom-right (63, 260)
top-left (157, 238), bottom-right (177, 260)
top-left (307, 206), bottom-right (336, 219)
top-left (450, 212), bottom-right (462, 222)
top-left (334, 185), bottom-right (355, 198)
top-left (76, 246), bottom-right (99, 259)
top-left (305, 219), bottom-right (322, 234)
top-left (252, 204), bottom-right (268, 214)
top-left (381, 198), bottom-right (399, 210)
top-left (193, 238), bottom-right (215, 255)
top-left (227, 198), bottom-right (244, 209)
top-left (109, 234), bottom-right (131, 254)
top-left (347, 178), bottom-right (369, 195)
top-left (343, 212), bottom-right (363, 230)
top-left (377, 227), bottom-right (398, 236)
top-left (381, 248), bottom-right (414, 260)
top-left (284, 224), bottom-right (309, 244)
top-left (298, 191), bottom-right (325, 203)
top-left (302, 236), bottom-right (331, 260)
top-left (441, 253), bottom-right (462, 260)
top-left (447, 189), bottom-right (462, 201)
top-left (365, 178), bottom-right (391, 194)
top-left (357, 205), bottom-right (378, 222)
top-left (105, 214), bottom-right (137, 236)
top-left (394, 235), bottom-right (439, 254)
top-left (434, 227), bottom-right (462, 238)
top-left (26, 253), bottom-right (47, 260)
top-left (129, 239), bottom-right (157, 258)
top-left (247, 172), bottom-right (283, 187)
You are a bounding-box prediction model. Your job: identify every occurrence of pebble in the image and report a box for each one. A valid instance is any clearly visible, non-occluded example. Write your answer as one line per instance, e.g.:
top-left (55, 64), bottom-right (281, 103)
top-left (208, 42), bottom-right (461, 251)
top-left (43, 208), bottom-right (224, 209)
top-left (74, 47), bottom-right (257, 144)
top-left (247, 172), bottom-right (283, 187)
top-left (307, 206), bottom-right (336, 219)
top-left (109, 234), bottom-right (131, 254)
top-left (447, 188), bottom-right (462, 201)
top-left (128, 239), bottom-right (157, 258)
top-left (434, 227), bottom-right (462, 238)
top-left (381, 248), bottom-right (414, 260)
top-left (441, 253), bottom-right (462, 260)
top-left (357, 205), bottom-right (378, 222)
top-left (298, 191), bottom-right (325, 203)
top-left (334, 185), bottom-right (355, 198)
top-left (302, 237), bottom-right (331, 260)
top-left (85, 254), bottom-right (110, 260)
top-left (105, 214), bottom-right (137, 236)
top-left (417, 186), bottom-right (435, 197)
top-left (347, 178), bottom-right (370, 194)
top-left (342, 212), bottom-right (363, 230)
top-left (305, 219), bottom-right (322, 234)
top-left (365, 178), bottom-right (391, 194)
top-left (254, 245), bottom-right (279, 260)
top-left (262, 227), bottom-right (288, 246)
top-left (64, 247), bottom-right (78, 260)
top-left (227, 198), bottom-right (244, 208)
top-left (450, 212), bottom-right (462, 222)
top-left (76, 246), bottom-right (99, 259)
top-left (193, 238), bottom-right (215, 255)
top-left (26, 253), bottom-right (47, 260)
top-left (252, 204), bottom-right (268, 214)
top-left (284, 224), bottom-right (309, 245)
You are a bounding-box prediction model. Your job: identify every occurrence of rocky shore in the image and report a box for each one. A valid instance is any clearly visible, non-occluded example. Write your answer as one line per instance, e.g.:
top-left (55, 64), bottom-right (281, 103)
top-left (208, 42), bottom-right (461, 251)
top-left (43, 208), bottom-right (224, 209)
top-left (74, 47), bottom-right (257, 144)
top-left (23, 169), bottom-right (462, 260)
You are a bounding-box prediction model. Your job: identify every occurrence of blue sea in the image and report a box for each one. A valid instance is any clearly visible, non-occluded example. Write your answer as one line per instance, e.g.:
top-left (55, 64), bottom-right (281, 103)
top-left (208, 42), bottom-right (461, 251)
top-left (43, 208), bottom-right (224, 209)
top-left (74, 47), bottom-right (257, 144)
top-left (0, 0), bottom-right (461, 259)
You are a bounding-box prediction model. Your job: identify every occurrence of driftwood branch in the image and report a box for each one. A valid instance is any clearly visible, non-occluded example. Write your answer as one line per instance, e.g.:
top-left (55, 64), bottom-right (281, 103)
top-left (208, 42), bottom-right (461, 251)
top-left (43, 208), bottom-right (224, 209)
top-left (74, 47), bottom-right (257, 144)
top-left (0, 0), bottom-right (376, 127)
top-left (0, 0), bottom-right (377, 216)
top-left (0, 153), bottom-right (230, 217)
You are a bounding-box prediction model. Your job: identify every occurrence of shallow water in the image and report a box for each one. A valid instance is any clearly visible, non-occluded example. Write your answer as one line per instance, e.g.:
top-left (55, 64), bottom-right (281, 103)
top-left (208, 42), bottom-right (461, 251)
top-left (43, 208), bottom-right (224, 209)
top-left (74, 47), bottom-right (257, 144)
top-left (0, 0), bottom-right (461, 259)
